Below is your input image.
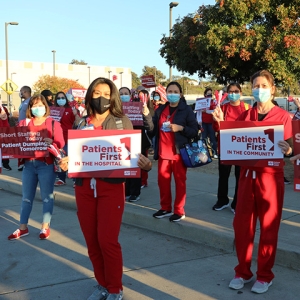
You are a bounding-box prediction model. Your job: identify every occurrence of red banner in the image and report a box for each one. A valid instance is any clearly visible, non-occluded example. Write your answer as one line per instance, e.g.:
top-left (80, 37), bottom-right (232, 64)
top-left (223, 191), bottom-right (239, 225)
top-left (0, 127), bottom-right (49, 158)
top-left (122, 102), bottom-right (143, 126)
top-left (292, 120), bottom-right (300, 191)
top-left (141, 75), bottom-right (156, 88)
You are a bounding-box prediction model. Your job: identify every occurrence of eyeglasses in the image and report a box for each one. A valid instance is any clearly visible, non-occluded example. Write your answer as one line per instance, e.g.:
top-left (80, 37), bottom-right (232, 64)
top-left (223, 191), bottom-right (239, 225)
top-left (57, 97), bottom-right (66, 100)
top-left (228, 90), bottom-right (240, 94)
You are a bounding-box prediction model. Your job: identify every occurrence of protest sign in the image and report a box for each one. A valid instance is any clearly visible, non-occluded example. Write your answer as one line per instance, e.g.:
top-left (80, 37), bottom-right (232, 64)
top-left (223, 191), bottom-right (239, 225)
top-left (141, 75), bottom-right (156, 88)
top-left (0, 127), bottom-right (48, 158)
top-left (122, 102), bottom-right (143, 126)
top-left (195, 97), bottom-right (211, 111)
top-left (68, 129), bottom-right (141, 178)
top-left (292, 120), bottom-right (300, 191)
top-left (220, 121), bottom-right (284, 167)
top-left (50, 107), bottom-right (65, 122)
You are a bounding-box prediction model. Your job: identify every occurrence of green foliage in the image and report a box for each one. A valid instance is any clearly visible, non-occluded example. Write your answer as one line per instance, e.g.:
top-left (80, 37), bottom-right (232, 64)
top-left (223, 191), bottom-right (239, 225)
top-left (159, 0), bottom-right (300, 86)
top-left (32, 75), bottom-right (86, 94)
top-left (131, 71), bottom-right (141, 89)
top-left (69, 59), bottom-right (88, 65)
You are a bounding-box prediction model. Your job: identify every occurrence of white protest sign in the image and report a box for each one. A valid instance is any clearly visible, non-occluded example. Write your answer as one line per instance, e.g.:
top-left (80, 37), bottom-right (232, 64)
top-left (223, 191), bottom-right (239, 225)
top-left (195, 97), bottom-right (211, 111)
top-left (220, 121), bottom-right (284, 167)
top-left (68, 129), bottom-right (141, 178)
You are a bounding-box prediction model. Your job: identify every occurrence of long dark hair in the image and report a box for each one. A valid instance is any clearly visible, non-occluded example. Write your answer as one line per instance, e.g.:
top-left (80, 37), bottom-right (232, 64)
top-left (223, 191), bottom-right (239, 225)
top-left (85, 77), bottom-right (124, 117)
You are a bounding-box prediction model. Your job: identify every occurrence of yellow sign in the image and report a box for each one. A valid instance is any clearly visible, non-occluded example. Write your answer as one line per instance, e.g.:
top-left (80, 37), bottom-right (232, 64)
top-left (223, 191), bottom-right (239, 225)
top-left (1, 79), bottom-right (18, 95)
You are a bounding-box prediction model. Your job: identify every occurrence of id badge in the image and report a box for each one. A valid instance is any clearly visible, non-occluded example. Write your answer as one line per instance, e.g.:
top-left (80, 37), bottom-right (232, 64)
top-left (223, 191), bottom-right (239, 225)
top-left (161, 121), bottom-right (171, 132)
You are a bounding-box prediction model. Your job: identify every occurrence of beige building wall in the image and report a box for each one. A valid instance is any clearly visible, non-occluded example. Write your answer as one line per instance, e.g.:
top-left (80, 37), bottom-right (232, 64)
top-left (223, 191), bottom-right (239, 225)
top-left (0, 59), bottom-right (132, 112)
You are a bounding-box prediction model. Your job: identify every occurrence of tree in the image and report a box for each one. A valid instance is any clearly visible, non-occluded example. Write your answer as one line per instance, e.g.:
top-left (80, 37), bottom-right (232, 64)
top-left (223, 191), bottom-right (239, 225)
top-left (32, 75), bottom-right (86, 94)
top-left (159, 0), bottom-right (300, 86)
top-left (141, 66), bottom-right (166, 86)
top-left (131, 71), bottom-right (141, 89)
top-left (69, 59), bottom-right (88, 65)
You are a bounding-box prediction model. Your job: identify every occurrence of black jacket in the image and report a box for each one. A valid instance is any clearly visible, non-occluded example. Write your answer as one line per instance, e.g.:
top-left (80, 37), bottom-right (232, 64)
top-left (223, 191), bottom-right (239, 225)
top-left (149, 99), bottom-right (198, 160)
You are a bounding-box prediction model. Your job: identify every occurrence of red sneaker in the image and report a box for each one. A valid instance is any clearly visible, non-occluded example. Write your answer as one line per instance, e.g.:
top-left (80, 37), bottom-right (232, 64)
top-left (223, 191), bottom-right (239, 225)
top-left (39, 228), bottom-right (50, 240)
top-left (8, 228), bottom-right (29, 240)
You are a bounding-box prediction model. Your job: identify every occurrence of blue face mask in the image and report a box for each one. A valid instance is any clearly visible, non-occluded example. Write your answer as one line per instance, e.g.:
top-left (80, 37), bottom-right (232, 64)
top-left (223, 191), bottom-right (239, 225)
top-left (31, 106), bottom-right (46, 117)
top-left (252, 88), bottom-right (271, 103)
top-left (228, 93), bottom-right (240, 102)
top-left (57, 99), bottom-right (66, 106)
top-left (120, 95), bottom-right (130, 102)
top-left (167, 94), bottom-right (180, 103)
top-left (154, 96), bottom-right (160, 101)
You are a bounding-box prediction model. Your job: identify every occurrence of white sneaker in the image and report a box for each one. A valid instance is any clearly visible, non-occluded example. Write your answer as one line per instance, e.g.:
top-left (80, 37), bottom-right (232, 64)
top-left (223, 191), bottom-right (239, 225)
top-left (251, 280), bottom-right (272, 294)
top-left (229, 276), bottom-right (254, 290)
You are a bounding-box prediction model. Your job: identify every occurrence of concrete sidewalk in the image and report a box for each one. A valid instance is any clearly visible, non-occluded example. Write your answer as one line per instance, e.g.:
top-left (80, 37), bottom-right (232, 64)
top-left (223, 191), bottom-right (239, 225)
top-left (0, 158), bottom-right (300, 273)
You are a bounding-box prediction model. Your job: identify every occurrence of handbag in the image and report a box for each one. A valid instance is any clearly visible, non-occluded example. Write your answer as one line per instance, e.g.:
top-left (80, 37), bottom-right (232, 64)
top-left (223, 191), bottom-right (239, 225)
top-left (180, 138), bottom-right (212, 168)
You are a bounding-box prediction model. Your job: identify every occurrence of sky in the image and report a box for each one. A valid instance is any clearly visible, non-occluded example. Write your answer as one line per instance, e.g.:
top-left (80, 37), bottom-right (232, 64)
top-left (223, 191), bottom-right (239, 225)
top-left (1, 0), bottom-right (215, 82)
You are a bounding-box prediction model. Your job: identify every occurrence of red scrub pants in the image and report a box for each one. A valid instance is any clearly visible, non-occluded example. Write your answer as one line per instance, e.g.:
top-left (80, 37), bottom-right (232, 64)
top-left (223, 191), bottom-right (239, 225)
top-left (75, 178), bottom-right (125, 294)
top-left (233, 168), bottom-right (284, 283)
top-left (158, 157), bottom-right (187, 215)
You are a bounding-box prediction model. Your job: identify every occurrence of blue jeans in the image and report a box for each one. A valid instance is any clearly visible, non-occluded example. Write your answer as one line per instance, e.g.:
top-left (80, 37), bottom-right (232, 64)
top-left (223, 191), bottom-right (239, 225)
top-left (57, 144), bottom-right (68, 182)
top-left (201, 122), bottom-right (218, 154)
top-left (20, 159), bottom-right (56, 224)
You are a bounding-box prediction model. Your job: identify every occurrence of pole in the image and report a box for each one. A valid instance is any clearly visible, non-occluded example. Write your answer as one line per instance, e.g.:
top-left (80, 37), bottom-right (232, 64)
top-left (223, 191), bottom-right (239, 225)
top-left (120, 72), bottom-right (123, 87)
top-left (155, 67), bottom-right (157, 91)
top-left (169, 7), bottom-right (172, 82)
top-left (52, 50), bottom-right (56, 76)
top-left (5, 22), bottom-right (18, 115)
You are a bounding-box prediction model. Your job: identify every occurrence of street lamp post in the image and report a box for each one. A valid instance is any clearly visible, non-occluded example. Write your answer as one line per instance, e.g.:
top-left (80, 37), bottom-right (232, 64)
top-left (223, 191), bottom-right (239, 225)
top-left (153, 66), bottom-right (157, 90)
top-left (119, 72), bottom-right (123, 87)
top-left (51, 50), bottom-right (56, 76)
top-left (108, 70), bottom-right (112, 79)
top-left (5, 21), bottom-right (18, 114)
top-left (87, 66), bottom-right (91, 85)
top-left (169, 2), bottom-right (179, 82)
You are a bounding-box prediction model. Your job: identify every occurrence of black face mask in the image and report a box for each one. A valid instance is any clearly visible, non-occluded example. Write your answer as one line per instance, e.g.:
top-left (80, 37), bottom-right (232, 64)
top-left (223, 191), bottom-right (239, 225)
top-left (91, 96), bottom-right (111, 114)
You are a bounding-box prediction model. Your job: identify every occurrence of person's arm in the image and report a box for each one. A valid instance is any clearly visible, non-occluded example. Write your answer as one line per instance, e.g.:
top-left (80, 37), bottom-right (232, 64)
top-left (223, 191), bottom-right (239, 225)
top-left (290, 153), bottom-right (300, 163)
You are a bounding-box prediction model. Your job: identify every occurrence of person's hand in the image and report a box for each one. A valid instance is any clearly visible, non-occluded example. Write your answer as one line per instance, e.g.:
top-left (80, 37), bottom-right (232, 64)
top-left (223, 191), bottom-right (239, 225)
top-left (72, 107), bottom-right (78, 116)
top-left (212, 106), bottom-right (224, 123)
top-left (278, 140), bottom-right (292, 155)
top-left (170, 124), bottom-right (184, 132)
top-left (137, 154), bottom-right (152, 171)
top-left (0, 109), bottom-right (7, 120)
top-left (44, 138), bottom-right (53, 145)
top-left (293, 97), bottom-right (300, 109)
top-left (142, 104), bottom-right (150, 116)
top-left (58, 156), bottom-right (69, 171)
top-left (290, 154), bottom-right (300, 164)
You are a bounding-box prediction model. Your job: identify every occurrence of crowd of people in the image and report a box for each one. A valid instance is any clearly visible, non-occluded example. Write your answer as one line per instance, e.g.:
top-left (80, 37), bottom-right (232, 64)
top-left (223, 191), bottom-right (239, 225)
top-left (1, 69), bottom-right (300, 298)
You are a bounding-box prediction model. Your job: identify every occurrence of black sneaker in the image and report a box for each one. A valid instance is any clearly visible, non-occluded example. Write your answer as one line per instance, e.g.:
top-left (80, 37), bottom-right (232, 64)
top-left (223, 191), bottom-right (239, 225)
top-left (284, 177), bottom-right (291, 185)
top-left (169, 214), bottom-right (185, 222)
top-left (153, 210), bottom-right (173, 219)
top-left (129, 195), bottom-right (140, 202)
top-left (2, 164), bottom-right (12, 171)
top-left (212, 203), bottom-right (229, 211)
top-left (18, 166), bottom-right (23, 171)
